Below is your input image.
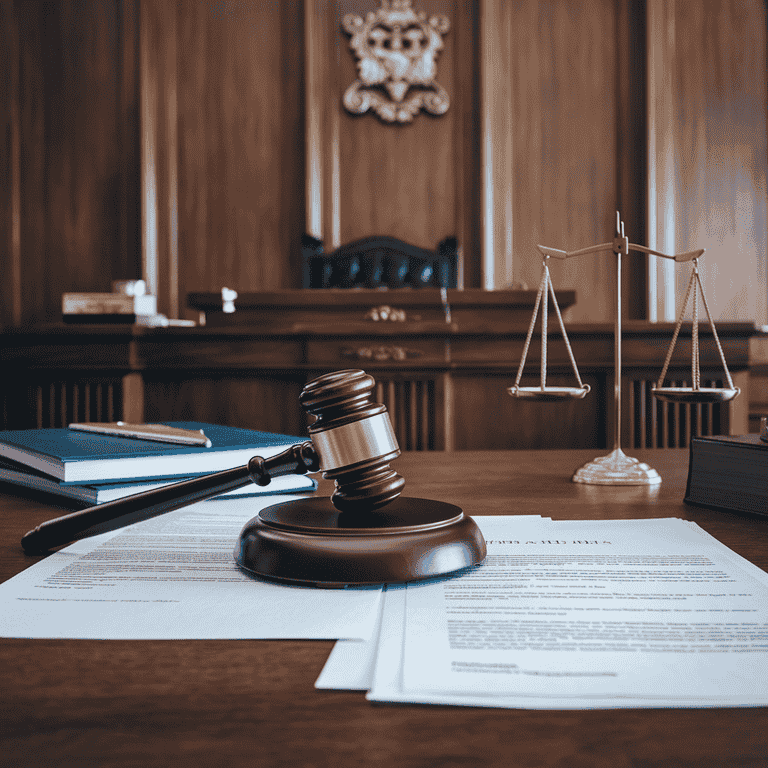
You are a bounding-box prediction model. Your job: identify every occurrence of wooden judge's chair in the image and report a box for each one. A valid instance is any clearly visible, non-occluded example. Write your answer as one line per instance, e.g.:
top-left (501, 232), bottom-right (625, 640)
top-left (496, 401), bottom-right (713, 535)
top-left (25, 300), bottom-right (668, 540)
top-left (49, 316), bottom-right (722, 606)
top-left (301, 234), bottom-right (458, 289)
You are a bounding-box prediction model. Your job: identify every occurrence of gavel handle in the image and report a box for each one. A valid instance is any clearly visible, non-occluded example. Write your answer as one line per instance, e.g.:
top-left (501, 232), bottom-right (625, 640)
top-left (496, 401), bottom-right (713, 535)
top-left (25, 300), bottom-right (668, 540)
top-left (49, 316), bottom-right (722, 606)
top-left (21, 442), bottom-right (320, 554)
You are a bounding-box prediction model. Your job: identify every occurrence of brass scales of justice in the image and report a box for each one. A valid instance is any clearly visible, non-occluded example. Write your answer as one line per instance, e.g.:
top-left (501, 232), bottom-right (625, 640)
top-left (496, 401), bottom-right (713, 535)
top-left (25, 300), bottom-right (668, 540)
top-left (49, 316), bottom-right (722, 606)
top-left (507, 211), bottom-right (740, 485)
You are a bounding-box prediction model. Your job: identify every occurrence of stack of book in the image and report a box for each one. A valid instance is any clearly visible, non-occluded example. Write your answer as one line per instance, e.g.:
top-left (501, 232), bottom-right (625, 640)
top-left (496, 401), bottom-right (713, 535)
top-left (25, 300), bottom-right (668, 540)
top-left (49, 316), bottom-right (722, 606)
top-left (0, 422), bottom-right (316, 505)
top-left (62, 292), bottom-right (158, 323)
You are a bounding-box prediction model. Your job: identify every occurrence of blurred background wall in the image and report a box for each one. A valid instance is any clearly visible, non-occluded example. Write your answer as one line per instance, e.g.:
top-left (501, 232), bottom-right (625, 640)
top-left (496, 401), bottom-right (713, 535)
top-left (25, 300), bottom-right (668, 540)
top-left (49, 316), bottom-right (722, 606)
top-left (1, 0), bottom-right (766, 328)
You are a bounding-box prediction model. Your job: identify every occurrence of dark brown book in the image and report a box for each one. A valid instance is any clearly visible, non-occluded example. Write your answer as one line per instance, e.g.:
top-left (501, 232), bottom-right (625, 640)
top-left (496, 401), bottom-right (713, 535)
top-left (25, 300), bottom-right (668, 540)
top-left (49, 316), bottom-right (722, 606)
top-left (685, 434), bottom-right (768, 516)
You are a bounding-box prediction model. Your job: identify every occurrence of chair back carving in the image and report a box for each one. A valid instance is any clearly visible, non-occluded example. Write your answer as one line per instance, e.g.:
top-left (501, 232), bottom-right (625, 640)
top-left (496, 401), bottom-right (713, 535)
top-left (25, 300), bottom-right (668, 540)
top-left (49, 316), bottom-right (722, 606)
top-left (301, 235), bottom-right (458, 289)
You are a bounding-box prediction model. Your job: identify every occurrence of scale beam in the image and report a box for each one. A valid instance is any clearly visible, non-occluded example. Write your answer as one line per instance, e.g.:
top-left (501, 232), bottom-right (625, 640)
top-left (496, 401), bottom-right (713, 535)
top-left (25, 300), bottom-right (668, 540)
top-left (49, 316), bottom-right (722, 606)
top-left (535, 243), bottom-right (615, 260)
top-left (628, 243), bottom-right (705, 262)
top-left (537, 242), bottom-right (704, 263)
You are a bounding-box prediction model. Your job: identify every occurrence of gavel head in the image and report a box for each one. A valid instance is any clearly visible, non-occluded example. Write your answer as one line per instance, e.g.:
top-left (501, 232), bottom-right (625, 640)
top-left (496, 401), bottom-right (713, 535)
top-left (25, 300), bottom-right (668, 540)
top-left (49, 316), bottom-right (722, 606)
top-left (300, 369), bottom-right (405, 515)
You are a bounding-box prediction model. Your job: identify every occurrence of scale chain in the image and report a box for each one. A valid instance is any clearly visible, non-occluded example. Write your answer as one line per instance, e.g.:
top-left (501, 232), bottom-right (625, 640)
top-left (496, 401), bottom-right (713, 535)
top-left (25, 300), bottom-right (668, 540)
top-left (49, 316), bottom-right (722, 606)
top-left (541, 264), bottom-right (548, 388)
top-left (513, 263), bottom-right (548, 389)
top-left (692, 268), bottom-right (699, 390)
top-left (513, 257), bottom-right (586, 393)
top-left (547, 272), bottom-right (585, 389)
top-left (695, 268), bottom-right (736, 390)
top-left (656, 259), bottom-right (735, 392)
top-left (656, 264), bottom-right (697, 388)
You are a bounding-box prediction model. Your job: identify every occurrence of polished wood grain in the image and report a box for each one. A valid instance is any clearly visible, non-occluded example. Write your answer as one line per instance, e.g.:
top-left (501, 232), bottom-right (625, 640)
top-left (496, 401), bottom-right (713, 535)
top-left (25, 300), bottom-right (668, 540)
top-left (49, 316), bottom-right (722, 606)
top-left (175, 1), bottom-right (305, 307)
top-left (676, 0), bottom-right (768, 326)
top-left (448, 0), bottom-right (479, 290)
top-left (139, 0), bottom-right (178, 317)
top-left (452, 371), bottom-right (604, 450)
top-left (335, 1), bottom-right (474, 256)
top-left (3, 0), bottom-right (141, 327)
top-left (1, 449), bottom-right (766, 768)
top-left (648, 0), bottom-right (768, 326)
top-left (137, 0), bottom-right (306, 318)
top-left (0, 317), bottom-right (756, 451)
top-left (305, 0), bottom-right (343, 249)
top-left (616, 0), bottom-right (647, 321)
top-left (4, 0), bottom-right (766, 330)
top-left (142, 374), bottom-right (308, 437)
top-left (480, 0), bottom-right (514, 289)
top-left (0, 0), bottom-right (22, 329)
top-left (510, 0), bottom-right (618, 322)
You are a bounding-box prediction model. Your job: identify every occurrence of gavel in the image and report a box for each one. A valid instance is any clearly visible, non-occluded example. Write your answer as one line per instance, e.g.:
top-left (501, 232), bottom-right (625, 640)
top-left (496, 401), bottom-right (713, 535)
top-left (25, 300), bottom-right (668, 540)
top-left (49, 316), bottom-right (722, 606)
top-left (21, 370), bottom-right (486, 586)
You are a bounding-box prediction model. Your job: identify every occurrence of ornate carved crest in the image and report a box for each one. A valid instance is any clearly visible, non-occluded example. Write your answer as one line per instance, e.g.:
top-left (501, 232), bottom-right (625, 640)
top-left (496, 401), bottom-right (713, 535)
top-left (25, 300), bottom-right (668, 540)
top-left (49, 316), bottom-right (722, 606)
top-left (341, 0), bottom-right (450, 124)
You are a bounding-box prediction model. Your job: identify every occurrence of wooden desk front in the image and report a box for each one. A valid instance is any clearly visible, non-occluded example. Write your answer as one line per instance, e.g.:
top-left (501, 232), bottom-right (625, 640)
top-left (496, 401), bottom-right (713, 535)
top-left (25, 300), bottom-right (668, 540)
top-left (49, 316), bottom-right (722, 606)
top-left (1, 449), bottom-right (766, 768)
top-left (1, 314), bottom-right (757, 451)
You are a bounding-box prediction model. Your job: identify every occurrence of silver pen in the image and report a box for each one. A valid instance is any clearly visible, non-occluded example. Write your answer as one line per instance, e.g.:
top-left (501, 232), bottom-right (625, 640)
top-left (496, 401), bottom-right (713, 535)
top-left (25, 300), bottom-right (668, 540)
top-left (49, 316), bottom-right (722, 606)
top-left (68, 422), bottom-right (212, 447)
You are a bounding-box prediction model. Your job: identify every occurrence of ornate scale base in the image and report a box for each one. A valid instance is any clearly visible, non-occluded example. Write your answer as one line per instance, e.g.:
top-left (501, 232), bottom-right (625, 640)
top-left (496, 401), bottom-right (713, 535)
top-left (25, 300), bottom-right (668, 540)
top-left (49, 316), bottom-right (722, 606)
top-left (234, 497), bottom-right (487, 588)
top-left (572, 448), bottom-right (661, 486)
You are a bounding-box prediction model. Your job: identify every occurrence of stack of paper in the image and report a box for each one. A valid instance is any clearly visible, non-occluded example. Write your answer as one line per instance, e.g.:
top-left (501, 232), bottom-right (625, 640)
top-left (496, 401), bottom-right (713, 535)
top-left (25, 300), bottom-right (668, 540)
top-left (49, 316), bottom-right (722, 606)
top-left (317, 516), bottom-right (768, 709)
top-left (0, 495), bottom-right (381, 640)
top-left (4, 504), bottom-right (766, 708)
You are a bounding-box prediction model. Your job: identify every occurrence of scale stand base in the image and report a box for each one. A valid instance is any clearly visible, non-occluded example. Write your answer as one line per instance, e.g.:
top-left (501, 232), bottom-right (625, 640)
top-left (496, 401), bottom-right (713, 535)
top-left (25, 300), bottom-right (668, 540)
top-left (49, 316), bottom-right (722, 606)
top-left (572, 448), bottom-right (662, 486)
top-left (234, 497), bottom-right (487, 587)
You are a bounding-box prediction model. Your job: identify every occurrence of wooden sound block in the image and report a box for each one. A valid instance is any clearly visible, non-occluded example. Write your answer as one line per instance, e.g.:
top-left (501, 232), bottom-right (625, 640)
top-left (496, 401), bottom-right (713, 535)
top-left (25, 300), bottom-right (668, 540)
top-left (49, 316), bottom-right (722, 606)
top-left (234, 497), bottom-right (487, 587)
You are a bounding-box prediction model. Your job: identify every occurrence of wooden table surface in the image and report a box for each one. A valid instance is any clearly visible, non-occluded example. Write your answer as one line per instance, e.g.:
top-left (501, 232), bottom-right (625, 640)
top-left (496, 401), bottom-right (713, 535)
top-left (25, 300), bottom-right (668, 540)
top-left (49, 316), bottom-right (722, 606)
top-left (1, 449), bottom-right (767, 768)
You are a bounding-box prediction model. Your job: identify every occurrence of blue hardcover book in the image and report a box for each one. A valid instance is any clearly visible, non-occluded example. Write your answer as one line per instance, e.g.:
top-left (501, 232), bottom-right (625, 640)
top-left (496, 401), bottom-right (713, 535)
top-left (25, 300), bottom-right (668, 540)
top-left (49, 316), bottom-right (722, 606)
top-left (0, 457), bottom-right (316, 504)
top-left (0, 422), bottom-right (307, 484)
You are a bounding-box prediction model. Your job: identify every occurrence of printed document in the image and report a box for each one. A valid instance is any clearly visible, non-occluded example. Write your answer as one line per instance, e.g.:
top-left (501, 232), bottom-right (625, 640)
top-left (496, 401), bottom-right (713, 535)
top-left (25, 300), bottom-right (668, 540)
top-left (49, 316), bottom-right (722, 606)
top-left (401, 518), bottom-right (768, 703)
top-left (315, 516), bottom-right (544, 690)
top-left (0, 495), bottom-right (382, 640)
top-left (366, 581), bottom-right (768, 709)
top-left (317, 517), bottom-right (768, 708)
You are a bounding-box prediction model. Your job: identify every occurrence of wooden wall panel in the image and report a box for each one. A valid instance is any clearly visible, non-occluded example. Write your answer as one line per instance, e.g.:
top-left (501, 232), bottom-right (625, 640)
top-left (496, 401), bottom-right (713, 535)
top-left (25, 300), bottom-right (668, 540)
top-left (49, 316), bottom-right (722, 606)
top-left (616, 0), bottom-right (648, 321)
top-left (5, 0), bottom-right (140, 327)
top-left (648, 0), bottom-right (767, 327)
top-left (480, 0), bottom-right (513, 290)
top-left (3, 0), bottom-right (765, 334)
top-left (672, 0), bottom-right (767, 326)
top-left (510, 0), bottom-right (620, 322)
top-left (452, 372), bottom-right (604, 450)
top-left (142, 375), bottom-right (308, 436)
top-left (140, 0), bottom-right (178, 317)
top-left (336, 0), bottom-right (464, 251)
top-left (0, 0), bottom-right (21, 329)
top-left (170, 0), bottom-right (305, 316)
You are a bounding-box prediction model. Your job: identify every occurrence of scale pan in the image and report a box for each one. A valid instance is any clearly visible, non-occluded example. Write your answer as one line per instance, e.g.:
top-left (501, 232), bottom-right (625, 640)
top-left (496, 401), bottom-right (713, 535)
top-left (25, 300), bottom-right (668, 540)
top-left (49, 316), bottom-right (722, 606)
top-left (651, 386), bottom-right (740, 404)
top-left (507, 386), bottom-right (590, 402)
